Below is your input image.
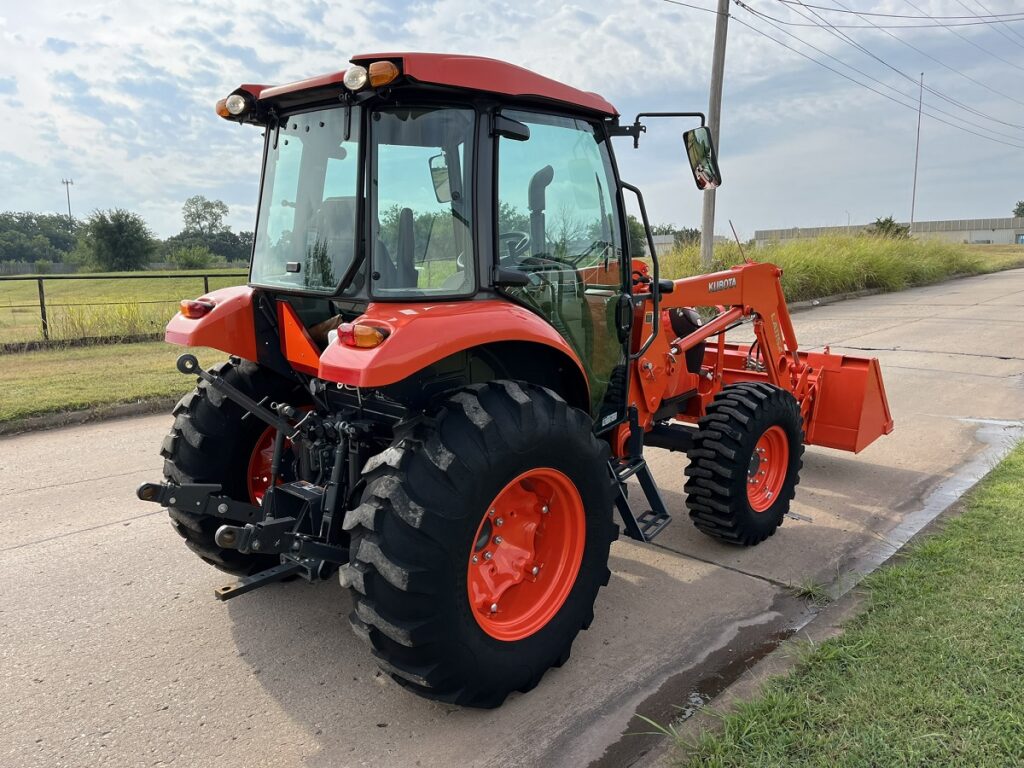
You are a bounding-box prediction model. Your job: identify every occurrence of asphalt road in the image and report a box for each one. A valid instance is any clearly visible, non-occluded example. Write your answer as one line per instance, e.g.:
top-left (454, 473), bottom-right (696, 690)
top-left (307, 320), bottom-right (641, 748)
top-left (3, 269), bottom-right (1024, 768)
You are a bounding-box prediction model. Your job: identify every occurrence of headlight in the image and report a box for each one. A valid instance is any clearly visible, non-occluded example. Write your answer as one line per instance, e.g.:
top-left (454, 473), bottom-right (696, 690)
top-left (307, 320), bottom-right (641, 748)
top-left (343, 65), bottom-right (369, 90)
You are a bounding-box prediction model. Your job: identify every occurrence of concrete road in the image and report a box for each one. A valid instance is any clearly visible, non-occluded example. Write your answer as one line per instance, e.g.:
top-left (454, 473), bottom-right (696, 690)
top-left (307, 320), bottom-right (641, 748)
top-left (3, 270), bottom-right (1023, 768)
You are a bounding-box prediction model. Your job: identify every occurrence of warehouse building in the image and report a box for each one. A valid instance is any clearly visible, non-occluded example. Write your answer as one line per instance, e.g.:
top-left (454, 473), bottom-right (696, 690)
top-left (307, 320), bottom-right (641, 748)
top-left (754, 217), bottom-right (1024, 248)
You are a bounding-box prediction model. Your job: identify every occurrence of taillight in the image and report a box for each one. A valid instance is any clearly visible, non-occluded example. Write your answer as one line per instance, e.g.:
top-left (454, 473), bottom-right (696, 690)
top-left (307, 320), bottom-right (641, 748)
top-left (337, 322), bottom-right (385, 348)
top-left (180, 299), bottom-right (215, 319)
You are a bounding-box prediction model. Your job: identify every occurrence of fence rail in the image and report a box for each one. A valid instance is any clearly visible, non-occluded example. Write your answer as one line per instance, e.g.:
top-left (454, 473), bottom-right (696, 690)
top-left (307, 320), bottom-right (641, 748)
top-left (0, 272), bottom-right (248, 343)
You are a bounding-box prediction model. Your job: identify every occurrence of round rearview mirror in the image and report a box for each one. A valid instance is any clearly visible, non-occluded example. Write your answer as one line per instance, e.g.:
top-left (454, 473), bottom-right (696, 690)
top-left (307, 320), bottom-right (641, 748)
top-left (683, 127), bottom-right (722, 191)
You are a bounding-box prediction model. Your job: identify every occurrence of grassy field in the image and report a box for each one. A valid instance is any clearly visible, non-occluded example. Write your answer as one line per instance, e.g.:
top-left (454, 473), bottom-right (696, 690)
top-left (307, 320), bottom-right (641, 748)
top-left (0, 342), bottom-right (224, 426)
top-left (661, 238), bottom-right (1024, 303)
top-left (673, 442), bottom-right (1024, 767)
top-left (0, 268), bottom-right (247, 344)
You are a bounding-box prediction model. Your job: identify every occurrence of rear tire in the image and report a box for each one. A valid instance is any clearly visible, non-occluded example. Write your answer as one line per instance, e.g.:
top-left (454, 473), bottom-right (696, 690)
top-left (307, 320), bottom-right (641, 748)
top-left (341, 381), bottom-right (616, 708)
top-left (161, 358), bottom-right (303, 575)
top-left (684, 382), bottom-right (804, 546)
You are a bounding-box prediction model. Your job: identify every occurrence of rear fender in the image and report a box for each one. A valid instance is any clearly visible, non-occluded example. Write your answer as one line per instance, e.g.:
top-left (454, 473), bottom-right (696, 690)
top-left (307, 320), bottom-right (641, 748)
top-left (165, 285), bottom-right (259, 362)
top-left (318, 299), bottom-right (590, 403)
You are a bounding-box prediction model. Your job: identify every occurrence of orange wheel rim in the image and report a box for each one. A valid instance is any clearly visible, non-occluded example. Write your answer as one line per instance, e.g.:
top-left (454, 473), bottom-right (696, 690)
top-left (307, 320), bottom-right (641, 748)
top-left (747, 425), bottom-right (789, 513)
top-left (467, 468), bottom-right (586, 641)
top-left (246, 425), bottom-right (279, 505)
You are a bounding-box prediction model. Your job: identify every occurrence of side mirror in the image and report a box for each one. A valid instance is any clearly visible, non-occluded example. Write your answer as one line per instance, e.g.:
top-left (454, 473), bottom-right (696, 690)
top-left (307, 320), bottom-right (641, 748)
top-left (429, 153), bottom-right (452, 203)
top-left (683, 127), bottom-right (722, 191)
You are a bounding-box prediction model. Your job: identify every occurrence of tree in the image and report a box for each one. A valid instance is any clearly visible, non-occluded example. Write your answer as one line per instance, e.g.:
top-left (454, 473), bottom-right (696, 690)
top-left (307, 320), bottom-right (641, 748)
top-left (626, 214), bottom-right (647, 256)
top-left (866, 215), bottom-right (910, 240)
top-left (83, 209), bottom-right (156, 271)
top-left (1014, 201), bottom-right (1024, 218)
top-left (0, 212), bottom-right (80, 261)
top-left (182, 195), bottom-right (229, 236)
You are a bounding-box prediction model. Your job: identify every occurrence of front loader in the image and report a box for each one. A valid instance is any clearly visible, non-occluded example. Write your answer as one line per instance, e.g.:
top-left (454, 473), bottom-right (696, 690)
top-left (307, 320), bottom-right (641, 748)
top-left (137, 53), bottom-right (893, 707)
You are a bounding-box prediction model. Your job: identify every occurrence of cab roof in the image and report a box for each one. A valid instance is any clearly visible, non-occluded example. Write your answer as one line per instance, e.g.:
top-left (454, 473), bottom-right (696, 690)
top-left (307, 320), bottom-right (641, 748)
top-left (246, 52), bottom-right (618, 118)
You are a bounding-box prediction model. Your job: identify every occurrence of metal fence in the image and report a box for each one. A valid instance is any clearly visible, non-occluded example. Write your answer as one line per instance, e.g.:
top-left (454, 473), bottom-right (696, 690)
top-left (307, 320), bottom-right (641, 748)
top-left (0, 272), bottom-right (247, 345)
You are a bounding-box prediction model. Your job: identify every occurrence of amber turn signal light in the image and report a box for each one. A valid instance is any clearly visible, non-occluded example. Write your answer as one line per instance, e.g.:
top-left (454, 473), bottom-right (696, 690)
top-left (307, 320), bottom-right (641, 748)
top-left (338, 322), bottom-right (385, 348)
top-left (368, 61), bottom-right (400, 87)
top-left (180, 299), bottom-right (215, 319)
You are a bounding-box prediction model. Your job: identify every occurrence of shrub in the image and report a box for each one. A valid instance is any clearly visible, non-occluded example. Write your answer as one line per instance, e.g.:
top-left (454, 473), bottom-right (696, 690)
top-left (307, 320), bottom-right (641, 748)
top-left (168, 245), bottom-right (214, 269)
top-left (34, 259), bottom-right (52, 274)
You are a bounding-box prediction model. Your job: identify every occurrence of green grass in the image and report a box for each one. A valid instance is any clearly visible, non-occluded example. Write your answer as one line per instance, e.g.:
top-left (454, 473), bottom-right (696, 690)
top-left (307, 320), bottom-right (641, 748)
top-left (673, 442), bottom-right (1024, 767)
top-left (0, 342), bottom-right (224, 426)
top-left (0, 268), bottom-right (247, 343)
top-left (661, 238), bottom-right (1024, 303)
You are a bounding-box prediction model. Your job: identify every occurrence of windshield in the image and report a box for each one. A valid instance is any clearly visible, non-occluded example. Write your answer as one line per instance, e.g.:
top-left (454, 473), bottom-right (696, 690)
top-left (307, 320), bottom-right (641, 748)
top-left (251, 106), bottom-right (361, 293)
top-left (369, 106), bottom-right (476, 298)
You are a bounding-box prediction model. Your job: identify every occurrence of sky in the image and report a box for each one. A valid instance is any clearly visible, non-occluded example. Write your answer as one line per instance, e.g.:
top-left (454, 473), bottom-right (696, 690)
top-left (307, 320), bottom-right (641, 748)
top-left (0, 0), bottom-right (1022, 239)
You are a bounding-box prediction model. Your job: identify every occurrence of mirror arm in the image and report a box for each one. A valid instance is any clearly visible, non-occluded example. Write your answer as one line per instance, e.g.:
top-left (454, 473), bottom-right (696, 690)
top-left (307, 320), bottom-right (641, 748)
top-left (608, 112), bottom-right (708, 148)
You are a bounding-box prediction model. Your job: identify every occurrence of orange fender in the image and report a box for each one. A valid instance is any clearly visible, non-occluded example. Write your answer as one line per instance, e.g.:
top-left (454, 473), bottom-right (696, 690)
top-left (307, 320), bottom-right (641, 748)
top-left (318, 299), bottom-right (589, 393)
top-left (165, 285), bottom-right (259, 362)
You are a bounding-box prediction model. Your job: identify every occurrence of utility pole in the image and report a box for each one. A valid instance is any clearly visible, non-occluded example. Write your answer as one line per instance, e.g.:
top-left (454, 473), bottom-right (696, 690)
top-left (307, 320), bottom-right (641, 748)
top-left (700, 0), bottom-right (730, 268)
top-left (61, 178), bottom-right (74, 222)
top-left (909, 73), bottom-right (923, 236)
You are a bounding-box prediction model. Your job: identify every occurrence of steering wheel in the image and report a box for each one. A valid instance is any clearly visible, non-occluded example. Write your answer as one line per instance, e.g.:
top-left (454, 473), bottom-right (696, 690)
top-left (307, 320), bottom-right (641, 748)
top-left (498, 231), bottom-right (531, 262)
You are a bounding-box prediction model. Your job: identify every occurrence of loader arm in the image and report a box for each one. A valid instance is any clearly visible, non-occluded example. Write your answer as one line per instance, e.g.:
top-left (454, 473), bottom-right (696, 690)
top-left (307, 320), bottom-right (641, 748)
top-left (619, 260), bottom-right (892, 457)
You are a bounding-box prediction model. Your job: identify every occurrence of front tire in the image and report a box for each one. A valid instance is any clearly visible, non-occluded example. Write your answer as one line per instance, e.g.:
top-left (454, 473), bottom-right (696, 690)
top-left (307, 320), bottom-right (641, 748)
top-left (684, 382), bottom-right (804, 545)
top-left (161, 358), bottom-right (303, 575)
top-left (341, 381), bottom-right (616, 708)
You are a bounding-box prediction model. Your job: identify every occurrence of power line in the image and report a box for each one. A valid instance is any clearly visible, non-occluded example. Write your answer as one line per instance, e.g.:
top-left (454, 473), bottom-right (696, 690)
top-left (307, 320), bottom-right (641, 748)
top-left (972, 0), bottom-right (1024, 45)
top-left (955, 0), bottom-right (1024, 52)
top-left (735, 0), bottom-right (1024, 143)
top-left (903, 0), bottom-right (1024, 73)
top-left (666, 1), bottom-right (1024, 150)
top-left (776, 0), bottom-right (1024, 136)
top-left (741, 4), bottom-right (1024, 29)
top-left (775, 1), bottom-right (1024, 21)
top-left (828, 0), bottom-right (1024, 114)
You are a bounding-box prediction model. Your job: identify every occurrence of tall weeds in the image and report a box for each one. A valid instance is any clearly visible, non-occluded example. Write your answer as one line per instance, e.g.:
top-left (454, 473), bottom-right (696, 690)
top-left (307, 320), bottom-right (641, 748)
top-left (660, 236), bottom-right (986, 303)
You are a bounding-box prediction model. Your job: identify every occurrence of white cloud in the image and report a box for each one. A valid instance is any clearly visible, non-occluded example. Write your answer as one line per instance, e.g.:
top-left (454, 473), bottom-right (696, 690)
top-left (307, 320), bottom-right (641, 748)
top-left (0, 0), bottom-right (1021, 237)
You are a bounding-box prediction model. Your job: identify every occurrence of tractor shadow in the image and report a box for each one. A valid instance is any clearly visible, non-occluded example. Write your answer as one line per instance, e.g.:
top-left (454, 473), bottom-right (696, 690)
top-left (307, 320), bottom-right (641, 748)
top-left (636, 445), bottom-right (944, 588)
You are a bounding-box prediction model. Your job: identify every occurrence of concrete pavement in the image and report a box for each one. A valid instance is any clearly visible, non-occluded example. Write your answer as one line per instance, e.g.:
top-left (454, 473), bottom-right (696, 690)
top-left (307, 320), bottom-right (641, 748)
top-left (2, 269), bottom-right (1023, 768)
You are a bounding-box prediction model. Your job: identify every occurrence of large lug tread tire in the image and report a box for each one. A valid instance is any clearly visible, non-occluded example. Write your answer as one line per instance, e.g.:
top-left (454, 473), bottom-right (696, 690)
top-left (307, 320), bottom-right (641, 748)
top-left (161, 358), bottom-right (300, 575)
top-left (342, 381), bottom-right (616, 708)
top-left (684, 382), bottom-right (804, 546)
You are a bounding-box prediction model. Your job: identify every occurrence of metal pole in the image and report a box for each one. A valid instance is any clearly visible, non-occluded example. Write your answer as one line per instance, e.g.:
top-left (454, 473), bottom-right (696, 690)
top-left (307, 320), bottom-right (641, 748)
top-left (700, 0), bottom-right (730, 269)
top-left (910, 73), bottom-right (923, 236)
top-left (61, 178), bottom-right (74, 222)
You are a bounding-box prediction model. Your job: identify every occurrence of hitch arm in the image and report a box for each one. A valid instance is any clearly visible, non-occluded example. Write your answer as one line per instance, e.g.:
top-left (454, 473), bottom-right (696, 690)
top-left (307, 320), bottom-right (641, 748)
top-left (176, 353), bottom-right (294, 435)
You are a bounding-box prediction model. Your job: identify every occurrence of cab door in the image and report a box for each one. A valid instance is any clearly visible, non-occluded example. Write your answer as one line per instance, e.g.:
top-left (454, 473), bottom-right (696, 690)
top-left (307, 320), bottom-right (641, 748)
top-left (494, 110), bottom-right (630, 431)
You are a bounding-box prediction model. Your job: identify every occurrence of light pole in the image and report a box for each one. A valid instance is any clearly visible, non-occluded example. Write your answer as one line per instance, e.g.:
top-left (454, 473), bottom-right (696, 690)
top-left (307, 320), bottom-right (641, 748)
top-left (910, 73), bottom-right (923, 236)
top-left (61, 178), bottom-right (74, 222)
top-left (845, 210), bottom-right (851, 235)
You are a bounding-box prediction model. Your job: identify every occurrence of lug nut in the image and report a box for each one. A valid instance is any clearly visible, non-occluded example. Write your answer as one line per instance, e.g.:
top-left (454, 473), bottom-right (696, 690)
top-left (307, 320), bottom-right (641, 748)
top-left (494, 536), bottom-right (503, 544)
top-left (484, 552), bottom-right (492, 560)
top-left (490, 603), bottom-right (498, 613)
top-left (489, 508), bottom-right (496, 517)
top-left (541, 505), bottom-right (549, 514)
top-left (531, 566), bottom-right (540, 576)
top-left (495, 518), bottom-right (503, 527)
top-left (472, 555), bottom-right (479, 564)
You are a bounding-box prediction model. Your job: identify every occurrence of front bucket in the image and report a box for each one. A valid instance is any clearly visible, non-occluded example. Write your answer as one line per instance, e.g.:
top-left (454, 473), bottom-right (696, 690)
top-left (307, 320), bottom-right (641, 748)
top-left (803, 350), bottom-right (894, 453)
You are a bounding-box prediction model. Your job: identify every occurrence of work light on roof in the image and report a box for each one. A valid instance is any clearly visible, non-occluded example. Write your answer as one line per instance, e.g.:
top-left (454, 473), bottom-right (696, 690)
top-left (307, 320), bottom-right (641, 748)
top-left (343, 65), bottom-right (369, 90)
top-left (225, 93), bottom-right (248, 116)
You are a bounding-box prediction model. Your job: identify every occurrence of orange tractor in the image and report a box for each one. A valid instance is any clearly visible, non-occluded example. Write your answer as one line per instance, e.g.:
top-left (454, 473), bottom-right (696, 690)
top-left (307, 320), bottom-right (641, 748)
top-left (138, 53), bottom-right (893, 707)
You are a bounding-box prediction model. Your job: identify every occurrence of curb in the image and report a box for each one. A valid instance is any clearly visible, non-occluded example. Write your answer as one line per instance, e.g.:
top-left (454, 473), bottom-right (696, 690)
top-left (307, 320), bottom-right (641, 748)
top-left (0, 398), bottom-right (176, 438)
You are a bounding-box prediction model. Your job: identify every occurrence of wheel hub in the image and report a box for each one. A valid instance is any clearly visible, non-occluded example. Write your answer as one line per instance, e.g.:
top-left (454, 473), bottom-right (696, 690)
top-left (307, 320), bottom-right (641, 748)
top-left (467, 468), bottom-right (585, 641)
top-left (746, 425), bottom-right (789, 512)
